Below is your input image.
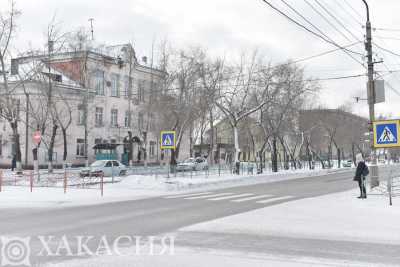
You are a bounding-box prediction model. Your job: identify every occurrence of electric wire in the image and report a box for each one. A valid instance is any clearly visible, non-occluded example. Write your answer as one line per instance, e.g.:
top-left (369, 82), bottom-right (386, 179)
top-left (259, 0), bottom-right (365, 68)
top-left (300, 0), bottom-right (353, 43)
top-left (313, 0), bottom-right (362, 42)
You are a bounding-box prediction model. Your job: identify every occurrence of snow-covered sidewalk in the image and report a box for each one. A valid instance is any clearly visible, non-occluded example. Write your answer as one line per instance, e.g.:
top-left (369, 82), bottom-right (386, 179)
top-left (0, 167), bottom-right (350, 208)
top-left (181, 189), bottom-right (400, 245)
top-left (44, 245), bottom-right (380, 267)
top-left (43, 189), bottom-right (400, 267)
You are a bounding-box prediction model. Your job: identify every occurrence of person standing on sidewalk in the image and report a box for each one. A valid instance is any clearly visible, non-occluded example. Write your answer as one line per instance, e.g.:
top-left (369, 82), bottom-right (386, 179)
top-left (11, 154), bottom-right (16, 172)
top-left (353, 153), bottom-right (369, 199)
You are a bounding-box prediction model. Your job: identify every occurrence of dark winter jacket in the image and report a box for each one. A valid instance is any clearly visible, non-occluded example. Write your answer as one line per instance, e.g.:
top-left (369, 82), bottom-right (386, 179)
top-left (354, 161), bottom-right (368, 181)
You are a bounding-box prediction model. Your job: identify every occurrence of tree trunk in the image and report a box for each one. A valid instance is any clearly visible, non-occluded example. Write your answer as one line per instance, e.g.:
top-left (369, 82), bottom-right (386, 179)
top-left (48, 123), bottom-right (58, 173)
top-left (233, 125), bottom-right (240, 174)
top-left (306, 140), bottom-right (313, 170)
top-left (209, 111), bottom-right (214, 165)
top-left (11, 122), bottom-right (22, 173)
top-left (352, 143), bottom-right (356, 166)
top-left (62, 127), bottom-right (68, 169)
top-left (272, 135), bottom-right (278, 173)
top-left (189, 122), bottom-right (194, 158)
top-left (128, 131), bottom-right (133, 166)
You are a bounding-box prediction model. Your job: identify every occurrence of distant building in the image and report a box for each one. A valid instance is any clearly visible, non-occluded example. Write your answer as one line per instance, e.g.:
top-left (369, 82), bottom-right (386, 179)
top-left (299, 108), bottom-right (370, 160)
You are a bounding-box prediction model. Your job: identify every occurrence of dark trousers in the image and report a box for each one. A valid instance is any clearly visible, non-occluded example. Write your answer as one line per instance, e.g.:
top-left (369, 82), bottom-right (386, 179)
top-left (358, 177), bottom-right (366, 197)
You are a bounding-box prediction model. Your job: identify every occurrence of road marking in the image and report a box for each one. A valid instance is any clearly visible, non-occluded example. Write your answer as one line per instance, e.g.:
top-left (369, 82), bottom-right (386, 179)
top-left (184, 193), bottom-right (234, 200)
top-left (231, 194), bottom-right (274, 202)
top-left (207, 193), bottom-right (254, 201)
top-left (164, 192), bottom-right (214, 199)
top-left (256, 196), bottom-right (295, 204)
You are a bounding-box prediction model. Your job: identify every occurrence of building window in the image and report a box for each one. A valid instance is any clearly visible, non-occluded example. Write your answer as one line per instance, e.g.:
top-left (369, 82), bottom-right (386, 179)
top-left (138, 80), bottom-right (145, 102)
top-left (94, 70), bottom-right (104, 95)
top-left (76, 138), bottom-right (85, 156)
top-left (95, 107), bottom-right (103, 127)
top-left (111, 109), bottom-right (118, 127)
top-left (124, 111), bottom-right (131, 127)
top-left (124, 76), bottom-right (132, 98)
top-left (110, 73), bottom-right (120, 97)
top-left (138, 112), bottom-right (144, 130)
top-left (149, 141), bottom-right (156, 158)
top-left (77, 105), bottom-right (85, 125)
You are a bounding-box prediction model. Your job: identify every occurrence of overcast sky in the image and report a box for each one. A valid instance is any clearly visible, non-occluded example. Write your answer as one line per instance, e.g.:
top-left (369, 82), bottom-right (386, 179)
top-left (2, 0), bottom-right (400, 118)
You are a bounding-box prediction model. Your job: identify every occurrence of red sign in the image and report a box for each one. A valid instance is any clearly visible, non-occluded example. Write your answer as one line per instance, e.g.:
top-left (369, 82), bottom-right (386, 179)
top-left (33, 131), bottom-right (41, 145)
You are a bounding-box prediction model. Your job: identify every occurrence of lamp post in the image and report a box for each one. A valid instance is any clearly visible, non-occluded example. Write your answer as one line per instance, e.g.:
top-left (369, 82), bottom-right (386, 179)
top-left (362, 0), bottom-right (379, 187)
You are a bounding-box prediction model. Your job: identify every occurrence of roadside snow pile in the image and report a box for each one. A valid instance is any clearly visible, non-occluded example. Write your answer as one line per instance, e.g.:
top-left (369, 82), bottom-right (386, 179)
top-left (118, 167), bottom-right (351, 192)
top-left (0, 167), bottom-right (350, 208)
top-left (181, 189), bottom-right (400, 245)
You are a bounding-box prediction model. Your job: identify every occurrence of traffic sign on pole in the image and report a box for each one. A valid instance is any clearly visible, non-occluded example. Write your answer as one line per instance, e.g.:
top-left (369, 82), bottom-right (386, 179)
top-left (373, 120), bottom-right (400, 148)
top-left (160, 131), bottom-right (176, 150)
top-left (33, 131), bottom-right (41, 145)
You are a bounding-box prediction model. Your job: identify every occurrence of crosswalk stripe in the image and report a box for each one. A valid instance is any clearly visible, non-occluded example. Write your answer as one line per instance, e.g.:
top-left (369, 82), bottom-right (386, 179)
top-left (184, 193), bottom-right (233, 200)
top-left (207, 193), bottom-right (254, 201)
top-left (231, 194), bottom-right (274, 202)
top-left (256, 196), bottom-right (294, 204)
top-left (164, 192), bottom-right (214, 199)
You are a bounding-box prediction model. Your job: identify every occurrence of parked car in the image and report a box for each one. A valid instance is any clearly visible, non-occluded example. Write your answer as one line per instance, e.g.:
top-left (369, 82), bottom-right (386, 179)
top-left (80, 160), bottom-right (128, 177)
top-left (176, 157), bottom-right (209, 171)
top-left (342, 160), bottom-right (353, 168)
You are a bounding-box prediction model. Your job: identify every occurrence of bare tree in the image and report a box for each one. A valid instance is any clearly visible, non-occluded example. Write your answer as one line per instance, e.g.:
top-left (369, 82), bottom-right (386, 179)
top-left (153, 47), bottom-right (203, 167)
top-left (215, 52), bottom-right (270, 174)
top-left (0, 1), bottom-right (22, 172)
top-left (197, 56), bottom-right (225, 164)
top-left (257, 63), bottom-right (318, 172)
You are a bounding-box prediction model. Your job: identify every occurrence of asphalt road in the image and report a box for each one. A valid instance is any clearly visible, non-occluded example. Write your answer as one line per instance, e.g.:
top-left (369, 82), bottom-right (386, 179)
top-left (0, 168), bottom-right (397, 266)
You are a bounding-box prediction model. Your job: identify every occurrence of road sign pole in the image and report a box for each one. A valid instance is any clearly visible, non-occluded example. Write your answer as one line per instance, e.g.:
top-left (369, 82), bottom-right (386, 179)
top-left (362, 0), bottom-right (379, 188)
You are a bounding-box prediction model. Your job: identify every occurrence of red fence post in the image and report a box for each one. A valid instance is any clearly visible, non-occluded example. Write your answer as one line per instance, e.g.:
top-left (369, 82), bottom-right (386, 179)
top-left (30, 171), bottom-right (33, 192)
top-left (101, 173), bottom-right (104, 197)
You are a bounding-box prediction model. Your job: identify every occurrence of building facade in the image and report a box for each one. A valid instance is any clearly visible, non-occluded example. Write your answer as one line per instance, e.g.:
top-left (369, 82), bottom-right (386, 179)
top-left (0, 44), bottom-right (185, 168)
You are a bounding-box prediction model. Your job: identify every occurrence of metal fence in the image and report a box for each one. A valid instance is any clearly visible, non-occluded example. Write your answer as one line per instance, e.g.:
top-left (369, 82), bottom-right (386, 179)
top-left (369, 164), bottom-right (400, 205)
top-left (125, 160), bottom-right (334, 179)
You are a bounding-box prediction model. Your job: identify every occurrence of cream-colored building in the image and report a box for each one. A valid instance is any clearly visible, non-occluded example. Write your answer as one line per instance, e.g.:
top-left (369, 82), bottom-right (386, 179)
top-left (0, 44), bottom-right (188, 168)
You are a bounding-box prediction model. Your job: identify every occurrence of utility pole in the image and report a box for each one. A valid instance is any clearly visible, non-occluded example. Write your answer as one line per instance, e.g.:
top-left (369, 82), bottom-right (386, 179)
top-left (363, 0), bottom-right (379, 187)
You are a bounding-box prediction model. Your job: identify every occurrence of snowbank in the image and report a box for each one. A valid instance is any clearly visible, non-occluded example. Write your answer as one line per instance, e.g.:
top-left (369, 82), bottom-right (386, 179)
top-left (0, 167), bottom-right (351, 208)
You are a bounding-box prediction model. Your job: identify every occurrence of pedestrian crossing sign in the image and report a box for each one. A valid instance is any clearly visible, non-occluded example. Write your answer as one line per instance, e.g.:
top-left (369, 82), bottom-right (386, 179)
top-left (160, 131), bottom-right (176, 150)
top-left (373, 120), bottom-right (400, 148)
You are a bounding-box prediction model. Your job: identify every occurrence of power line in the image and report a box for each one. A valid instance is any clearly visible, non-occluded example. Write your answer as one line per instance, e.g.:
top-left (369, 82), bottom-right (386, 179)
top-left (384, 80), bottom-right (400, 97)
top-left (259, 0), bottom-right (365, 67)
top-left (292, 41), bottom-right (361, 63)
top-left (342, 0), bottom-right (364, 21)
top-left (373, 42), bottom-right (400, 58)
top-left (299, 0), bottom-right (352, 43)
top-left (372, 27), bottom-right (400, 32)
top-left (333, 0), bottom-right (363, 26)
top-left (313, 0), bottom-right (362, 42)
top-left (164, 73), bottom-right (367, 92)
top-left (208, 41), bottom-right (362, 81)
top-left (374, 36), bottom-right (400, 41)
